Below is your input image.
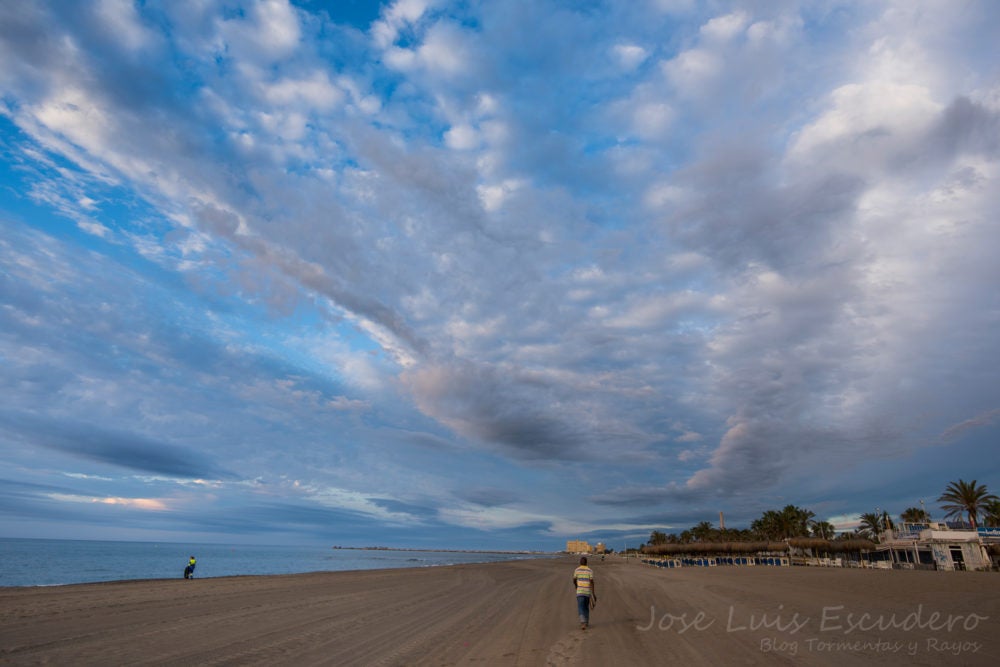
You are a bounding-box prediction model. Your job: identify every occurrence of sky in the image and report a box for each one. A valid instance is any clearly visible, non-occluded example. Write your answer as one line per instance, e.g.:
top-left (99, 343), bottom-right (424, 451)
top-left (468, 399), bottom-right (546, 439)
top-left (1, 0), bottom-right (999, 551)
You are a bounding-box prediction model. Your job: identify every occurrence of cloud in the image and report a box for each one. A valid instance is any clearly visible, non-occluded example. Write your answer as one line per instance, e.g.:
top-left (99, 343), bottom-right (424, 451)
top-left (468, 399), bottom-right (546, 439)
top-left (672, 100), bottom-right (1000, 497)
top-left (49, 493), bottom-right (170, 511)
top-left (401, 359), bottom-right (654, 461)
top-left (328, 395), bottom-right (372, 412)
top-left (1, 0), bottom-right (999, 549)
top-left (589, 482), bottom-right (696, 507)
top-left (437, 504), bottom-right (558, 532)
top-left (662, 47), bottom-right (722, 96)
top-left (612, 43), bottom-right (648, 70)
top-left (0, 479), bottom-right (106, 522)
top-left (938, 408), bottom-right (1000, 444)
top-left (372, 0), bottom-right (432, 49)
top-left (700, 10), bottom-right (749, 42)
top-left (94, 0), bottom-right (161, 55)
top-left (455, 486), bottom-right (519, 507)
top-left (789, 82), bottom-right (941, 169)
top-left (219, 0), bottom-right (302, 63)
top-left (0, 412), bottom-right (232, 479)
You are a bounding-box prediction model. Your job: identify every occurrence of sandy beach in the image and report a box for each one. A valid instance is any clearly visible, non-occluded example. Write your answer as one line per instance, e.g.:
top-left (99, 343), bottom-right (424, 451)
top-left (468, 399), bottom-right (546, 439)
top-left (1, 556), bottom-right (997, 666)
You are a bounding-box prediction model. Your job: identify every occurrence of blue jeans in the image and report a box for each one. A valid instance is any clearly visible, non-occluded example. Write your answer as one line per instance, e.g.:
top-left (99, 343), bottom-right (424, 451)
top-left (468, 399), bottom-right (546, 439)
top-left (577, 595), bottom-right (591, 624)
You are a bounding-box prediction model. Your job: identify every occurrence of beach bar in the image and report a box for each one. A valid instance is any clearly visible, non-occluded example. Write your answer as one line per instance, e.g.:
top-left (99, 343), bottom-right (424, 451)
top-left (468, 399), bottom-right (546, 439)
top-left (876, 523), bottom-right (994, 571)
top-left (638, 525), bottom-right (1000, 572)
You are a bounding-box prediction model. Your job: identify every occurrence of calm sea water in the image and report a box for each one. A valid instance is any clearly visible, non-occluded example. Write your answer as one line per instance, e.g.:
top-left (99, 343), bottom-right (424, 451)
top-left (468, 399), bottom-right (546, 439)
top-left (0, 538), bottom-right (550, 588)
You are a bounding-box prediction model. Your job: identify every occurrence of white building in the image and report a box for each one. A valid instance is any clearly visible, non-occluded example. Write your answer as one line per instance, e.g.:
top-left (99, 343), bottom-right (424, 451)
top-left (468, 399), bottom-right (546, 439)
top-left (878, 523), bottom-right (992, 571)
top-left (978, 527), bottom-right (1000, 568)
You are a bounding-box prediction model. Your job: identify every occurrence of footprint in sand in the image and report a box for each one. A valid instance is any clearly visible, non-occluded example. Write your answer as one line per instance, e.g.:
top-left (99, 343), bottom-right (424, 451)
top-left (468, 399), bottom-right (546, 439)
top-left (545, 630), bottom-right (586, 665)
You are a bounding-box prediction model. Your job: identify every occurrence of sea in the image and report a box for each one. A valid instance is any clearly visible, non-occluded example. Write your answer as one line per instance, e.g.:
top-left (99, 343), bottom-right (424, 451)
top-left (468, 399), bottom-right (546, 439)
top-left (0, 538), bottom-right (551, 588)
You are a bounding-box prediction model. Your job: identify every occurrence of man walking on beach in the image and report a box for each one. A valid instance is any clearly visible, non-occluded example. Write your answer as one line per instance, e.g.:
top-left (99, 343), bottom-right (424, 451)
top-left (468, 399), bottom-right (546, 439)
top-left (573, 556), bottom-right (596, 630)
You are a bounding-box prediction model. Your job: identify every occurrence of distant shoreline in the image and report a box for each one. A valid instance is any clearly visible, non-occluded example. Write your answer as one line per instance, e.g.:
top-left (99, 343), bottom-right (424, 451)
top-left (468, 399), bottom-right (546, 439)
top-left (0, 538), bottom-right (557, 588)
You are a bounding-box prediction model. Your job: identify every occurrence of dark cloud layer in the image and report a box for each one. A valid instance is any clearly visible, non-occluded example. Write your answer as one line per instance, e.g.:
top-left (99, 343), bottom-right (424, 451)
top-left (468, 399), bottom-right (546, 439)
top-left (0, 412), bottom-right (232, 479)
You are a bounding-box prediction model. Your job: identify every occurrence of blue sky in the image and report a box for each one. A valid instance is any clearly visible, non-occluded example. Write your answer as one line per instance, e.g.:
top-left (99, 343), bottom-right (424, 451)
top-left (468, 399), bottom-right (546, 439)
top-left (1, 0), bottom-right (999, 550)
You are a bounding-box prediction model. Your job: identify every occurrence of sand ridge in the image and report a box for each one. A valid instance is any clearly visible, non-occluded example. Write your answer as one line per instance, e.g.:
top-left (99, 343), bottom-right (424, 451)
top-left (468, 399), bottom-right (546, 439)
top-left (1, 556), bottom-right (997, 665)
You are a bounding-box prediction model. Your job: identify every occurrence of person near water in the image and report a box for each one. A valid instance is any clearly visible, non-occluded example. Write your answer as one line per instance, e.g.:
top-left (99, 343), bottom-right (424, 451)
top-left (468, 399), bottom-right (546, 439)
top-left (573, 556), bottom-right (596, 630)
top-left (184, 555), bottom-right (196, 579)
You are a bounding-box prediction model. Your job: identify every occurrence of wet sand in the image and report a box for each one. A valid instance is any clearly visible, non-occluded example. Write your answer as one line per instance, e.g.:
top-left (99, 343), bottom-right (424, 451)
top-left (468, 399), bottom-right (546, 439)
top-left (1, 556), bottom-right (997, 665)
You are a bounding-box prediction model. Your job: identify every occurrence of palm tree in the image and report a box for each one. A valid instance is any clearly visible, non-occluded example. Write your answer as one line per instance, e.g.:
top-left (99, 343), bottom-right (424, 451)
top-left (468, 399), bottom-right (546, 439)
top-left (858, 512), bottom-right (883, 541)
top-left (690, 521), bottom-right (716, 542)
top-left (900, 507), bottom-right (929, 523)
top-left (782, 505), bottom-right (815, 538)
top-left (982, 499), bottom-right (1000, 528)
top-left (648, 530), bottom-right (668, 546)
top-left (937, 479), bottom-right (999, 529)
top-left (837, 528), bottom-right (868, 540)
top-left (810, 520), bottom-right (836, 539)
top-left (751, 506), bottom-right (817, 539)
top-left (751, 510), bottom-right (783, 540)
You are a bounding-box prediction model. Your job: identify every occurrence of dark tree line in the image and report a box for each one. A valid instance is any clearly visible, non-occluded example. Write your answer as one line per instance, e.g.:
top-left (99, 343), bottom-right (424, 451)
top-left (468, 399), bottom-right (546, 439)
top-left (645, 478), bottom-right (1000, 548)
top-left (647, 505), bottom-right (834, 545)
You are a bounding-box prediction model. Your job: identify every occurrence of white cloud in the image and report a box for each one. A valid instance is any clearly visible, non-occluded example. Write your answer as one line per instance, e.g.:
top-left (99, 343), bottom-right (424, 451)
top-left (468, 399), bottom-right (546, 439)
top-left (259, 71), bottom-right (345, 110)
top-left (789, 82), bottom-right (941, 166)
top-left (607, 290), bottom-right (705, 329)
top-left (96, 0), bottom-right (160, 54)
top-left (97, 497), bottom-right (170, 510)
top-left (661, 47), bottom-right (722, 95)
top-left (77, 220), bottom-right (112, 238)
top-left (63, 472), bottom-right (113, 481)
top-left (746, 18), bottom-right (797, 47)
top-left (33, 88), bottom-right (114, 157)
top-left (445, 123), bottom-right (479, 150)
top-left (700, 11), bottom-right (748, 42)
top-left (220, 0), bottom-right (302, 62)
top-left (382, 45), bottom-right (417, 71)
top-left (439, 505), bottom-right (543, 530)
top-left (631, 101), bottom-right (674, 140)
top-left (48, 493), bottom-right (170, 511)
top-left (372, 0), bottom-right (432, 49)
top-left (300, 483), bottom-right (423, 525)
top-left (476, 178), bottom-right (523, 212)
top-left (382, 20), bottom-right (474, 78)
top-left (416, 23), bottom-right (470, 76)
top-left (612, 43), bottom-right (648, 70)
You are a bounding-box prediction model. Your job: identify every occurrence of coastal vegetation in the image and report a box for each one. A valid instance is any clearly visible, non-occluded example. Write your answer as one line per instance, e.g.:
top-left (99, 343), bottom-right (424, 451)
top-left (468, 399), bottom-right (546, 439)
top-left (985, 499), bottom-right (1000, 528)
top-left (937, 479), bottom-right (999, 529)
top-left (900, 506), bottom-right (931, 522)
top-left (642, 478), bottom-right (998, 553)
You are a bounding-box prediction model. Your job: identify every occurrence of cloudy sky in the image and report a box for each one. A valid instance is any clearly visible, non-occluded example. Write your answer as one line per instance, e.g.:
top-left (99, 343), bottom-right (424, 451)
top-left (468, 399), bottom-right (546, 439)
top-left (1, 0), bottom-right (998, 550)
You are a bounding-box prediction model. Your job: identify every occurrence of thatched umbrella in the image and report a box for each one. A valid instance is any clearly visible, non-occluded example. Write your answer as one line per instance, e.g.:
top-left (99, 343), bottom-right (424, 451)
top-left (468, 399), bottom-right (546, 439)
top-left (641, 541), bottom-right (789, 557)
top-left (786, 537), bottom-right (830, 551)
top-left (827, 539), bottom-right (877, 553)
top-left (641, 539), bottom-right (878, 558)
top-left (785, 537), bottom-right (877, 555)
